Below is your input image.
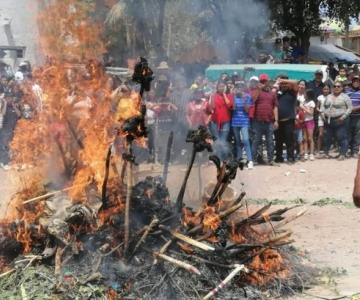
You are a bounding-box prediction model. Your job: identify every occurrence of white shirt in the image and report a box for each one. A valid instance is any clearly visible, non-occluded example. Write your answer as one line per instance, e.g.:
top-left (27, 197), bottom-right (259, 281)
top-left (303, 100), bottom-right (315, 121)
top-left (297, 93), bottom-right (305, 105)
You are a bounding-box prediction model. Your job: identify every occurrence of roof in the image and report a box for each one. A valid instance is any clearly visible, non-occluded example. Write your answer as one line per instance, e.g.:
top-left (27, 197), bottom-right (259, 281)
top-left (309, 44), bottom-right (360, 63)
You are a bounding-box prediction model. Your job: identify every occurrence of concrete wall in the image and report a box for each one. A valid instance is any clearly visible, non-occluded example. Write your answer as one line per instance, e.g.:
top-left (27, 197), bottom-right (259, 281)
top-left (0, 0), bottom-right (40, 68)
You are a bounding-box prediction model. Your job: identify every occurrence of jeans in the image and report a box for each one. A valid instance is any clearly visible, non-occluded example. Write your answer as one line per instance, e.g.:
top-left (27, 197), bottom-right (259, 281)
top-left (324, 118), bottom-right (349, 156)
top-left (209, 121), bottom-right (230, 160)
top-left (233, 126), bottom-right (253, 161)
top-left (349, 116), bottom-right (360, 155)
top-left (252, 120), bottom-right (274, 162)
top-left (274, 119), bottom-right (295, 161)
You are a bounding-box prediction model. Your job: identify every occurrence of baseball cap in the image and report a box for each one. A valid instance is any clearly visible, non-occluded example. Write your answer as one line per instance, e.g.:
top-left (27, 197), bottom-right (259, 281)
top-left (259, 74), bottom-right (270, 82)
top-left (315, 69), bottom-right (323, 75)
top-left (249, 75), bottom-right (259, 82)
top-left (352, 75), bottom-right (360, 81)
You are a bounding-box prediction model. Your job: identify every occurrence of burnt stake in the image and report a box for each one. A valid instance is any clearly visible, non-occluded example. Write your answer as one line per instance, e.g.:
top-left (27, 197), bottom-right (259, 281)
top-left (162, 131), bottom-right (174, 185)
top-left (176, 126), bottom-right (212, 212)
top-left (101, 145), bottom-right (113, 209)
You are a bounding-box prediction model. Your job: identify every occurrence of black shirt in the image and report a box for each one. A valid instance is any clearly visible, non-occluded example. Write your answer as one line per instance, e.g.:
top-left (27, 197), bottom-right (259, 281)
top-left (307, 80), bottom-right (324, 100)
top-left (277, 90), bottom-right (297, 120)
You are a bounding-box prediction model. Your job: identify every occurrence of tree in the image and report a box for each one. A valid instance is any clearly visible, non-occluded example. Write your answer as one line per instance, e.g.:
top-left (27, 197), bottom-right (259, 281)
top-left (268, 0), bottom-right (360, 57)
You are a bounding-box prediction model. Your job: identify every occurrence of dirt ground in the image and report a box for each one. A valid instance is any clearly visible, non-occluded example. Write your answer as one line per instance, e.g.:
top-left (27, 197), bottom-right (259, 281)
top-left (1, 157), bottom-right (360, 299)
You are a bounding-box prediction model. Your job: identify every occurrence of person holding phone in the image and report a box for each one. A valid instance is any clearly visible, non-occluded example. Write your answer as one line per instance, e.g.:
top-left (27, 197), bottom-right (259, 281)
top-left (208, 82), bottom-right (234, 160)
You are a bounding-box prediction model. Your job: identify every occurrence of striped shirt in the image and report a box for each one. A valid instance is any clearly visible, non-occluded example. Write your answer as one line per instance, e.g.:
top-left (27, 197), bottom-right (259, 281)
top-left (232, 94), bottom-right (253, 128)
top-left (346, 87), bottom-right (360, 117)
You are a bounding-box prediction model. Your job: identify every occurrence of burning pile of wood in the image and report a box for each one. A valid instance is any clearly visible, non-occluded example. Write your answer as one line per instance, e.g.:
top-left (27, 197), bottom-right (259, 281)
top-left (0, 125), bottom-right (312, 299)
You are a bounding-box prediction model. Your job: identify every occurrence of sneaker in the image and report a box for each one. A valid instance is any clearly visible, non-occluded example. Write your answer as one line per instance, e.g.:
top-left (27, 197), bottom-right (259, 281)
top-left (247, 161), bottom-right (254, 170)
top-left (268, 161), bottom-right (280, 167)
top-left (304, 153), bottom-right (309, 160)
top-left (309, 154), bottom-right (315, 161)
top-left (337, 155), bottom-right (345, 161)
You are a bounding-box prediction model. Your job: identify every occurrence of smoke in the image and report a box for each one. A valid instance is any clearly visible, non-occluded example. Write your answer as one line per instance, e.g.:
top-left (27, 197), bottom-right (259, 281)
top-left (195, 0), bottom-right (270, 63)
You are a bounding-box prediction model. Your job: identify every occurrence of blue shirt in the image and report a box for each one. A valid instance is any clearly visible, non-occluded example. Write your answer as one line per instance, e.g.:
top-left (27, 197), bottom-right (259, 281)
top-left (232, 94), bottom-right (253, 128)
top-left (346, 87), bottom-right (360, 117)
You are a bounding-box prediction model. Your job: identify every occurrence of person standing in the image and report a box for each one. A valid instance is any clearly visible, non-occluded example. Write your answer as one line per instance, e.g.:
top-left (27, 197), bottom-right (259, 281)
top-left (322, 81), bottom-right (352, 160)
top-left (346, 76), bottom-right (360, 157)
top-left (274, 76), bottom-right (298, 163)
top-left (186, 90), bottom-right (209, 129)
top-left (317, 84), bottom-right (331, 154)
top-left (209, 82), bottom-right (234, 160)
top-left (307, 70), bottom-right (325, 100)
top-left (301, 89), bottom-right (316, 161)
top-left (231, 83), bottom-right (254, 169)
top-left (252, 74), bottom-right (278, 165)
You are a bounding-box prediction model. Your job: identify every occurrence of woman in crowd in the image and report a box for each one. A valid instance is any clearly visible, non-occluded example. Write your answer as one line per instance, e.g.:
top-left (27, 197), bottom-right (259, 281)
top-left (232, 83), bottom-right (254, 169)
top-left (186, 90), bottom-right (209, 129)
top-left (297, 79), bottom-right (306, 104)
top-left (301, 89), bottom-right (316, 160)
top-left (322, 81), bottom-right (352, 160)
top-left (208, 82), bottom-right (234, 160)
top-left (316, 84), bottom-right (331, 154)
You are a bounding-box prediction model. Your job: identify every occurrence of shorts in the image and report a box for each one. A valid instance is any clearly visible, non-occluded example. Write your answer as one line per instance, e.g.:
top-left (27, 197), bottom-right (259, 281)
top-left (295, 129), bottom-right (303, 143)
top-left (304, 120), bottom-right (315, 130)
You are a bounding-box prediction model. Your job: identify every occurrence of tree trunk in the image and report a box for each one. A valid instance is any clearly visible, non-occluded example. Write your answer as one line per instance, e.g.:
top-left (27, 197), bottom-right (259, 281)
top-left (157, 0), bottom-right (166, 59)
top-left (300, 33), bottom-right (311, 62)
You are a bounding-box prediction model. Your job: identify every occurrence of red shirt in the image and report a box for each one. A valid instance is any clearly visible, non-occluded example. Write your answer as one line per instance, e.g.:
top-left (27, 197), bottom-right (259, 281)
top-left (210, 93), bottom-right (234, 128)
top-left (187, 100), bottom-right (209, 128)
top-left (254, 91), bottom-right (277, 122)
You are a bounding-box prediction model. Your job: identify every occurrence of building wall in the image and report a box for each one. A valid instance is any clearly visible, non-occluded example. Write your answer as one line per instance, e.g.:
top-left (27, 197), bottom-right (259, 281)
top-left (0, 0), bottom-right (40, 67)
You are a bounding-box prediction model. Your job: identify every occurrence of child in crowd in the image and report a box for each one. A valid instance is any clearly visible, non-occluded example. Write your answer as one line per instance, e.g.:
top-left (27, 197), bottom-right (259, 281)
top-left (335, 67), bottom-right (348, 83)
top-left (301, 89), bottom-right (316, 160)
top-left (316, 84), bottom-right (331, 154)
top-left (232, 83), bottom-right (254, 169)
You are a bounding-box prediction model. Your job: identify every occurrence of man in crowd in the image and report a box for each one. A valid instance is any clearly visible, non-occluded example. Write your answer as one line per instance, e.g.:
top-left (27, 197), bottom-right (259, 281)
top-left (346, 76), bottom-right (360, 157)
top-left (274, 76), bottom-right (298, 163)
top-left (307, 70), bottom-right (325, 100)
top-left (252, 74), bottom-right (278, 165)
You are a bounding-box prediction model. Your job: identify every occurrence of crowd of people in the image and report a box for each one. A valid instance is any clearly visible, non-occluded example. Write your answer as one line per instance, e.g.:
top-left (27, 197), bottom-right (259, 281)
top-left (0, 58), bottom-right (359, 171)
top-left (146, 62), bottom-right (360, 169)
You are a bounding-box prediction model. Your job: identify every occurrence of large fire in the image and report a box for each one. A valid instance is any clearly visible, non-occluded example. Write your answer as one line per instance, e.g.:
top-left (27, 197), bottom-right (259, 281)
top-left (10, 0), bottom-right (139, 201)
top-left (4, 0), bottom-right (139, 251)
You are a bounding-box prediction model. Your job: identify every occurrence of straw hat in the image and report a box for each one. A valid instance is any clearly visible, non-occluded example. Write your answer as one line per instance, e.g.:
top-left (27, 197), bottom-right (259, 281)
top-left (157, 61), bottom-right (169, 70)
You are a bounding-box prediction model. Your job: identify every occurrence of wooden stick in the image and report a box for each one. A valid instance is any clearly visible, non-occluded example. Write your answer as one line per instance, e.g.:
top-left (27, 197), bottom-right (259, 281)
top-left (162, 131), bottom-right (173, 185)
top-left (154, 252), bottom-right (201, 275)
top-left (176, 147), bottom-right (197, 212)
top-left (274, 209), bottom-right (307, 229)
top-left (23, 185), bottom-right (83, 205)
top-left (263, 231), bottom-right (292, 245)
top-left (129, 216), bottom-right (159, 259)
top-left (153, 239), bottom-right (173, 265)
top-left (202, 264), bottom-right (248, 300)
top-left (55, 246), bottom-right (65, 276)
top-left (0, 268), bottom-right (15, 278)
top-left (160, 225), bottom-right (215, 251)
top-left (124, 145), bottom-right (134, 255)
top-left (101, 145), bottom-right (113, 208)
